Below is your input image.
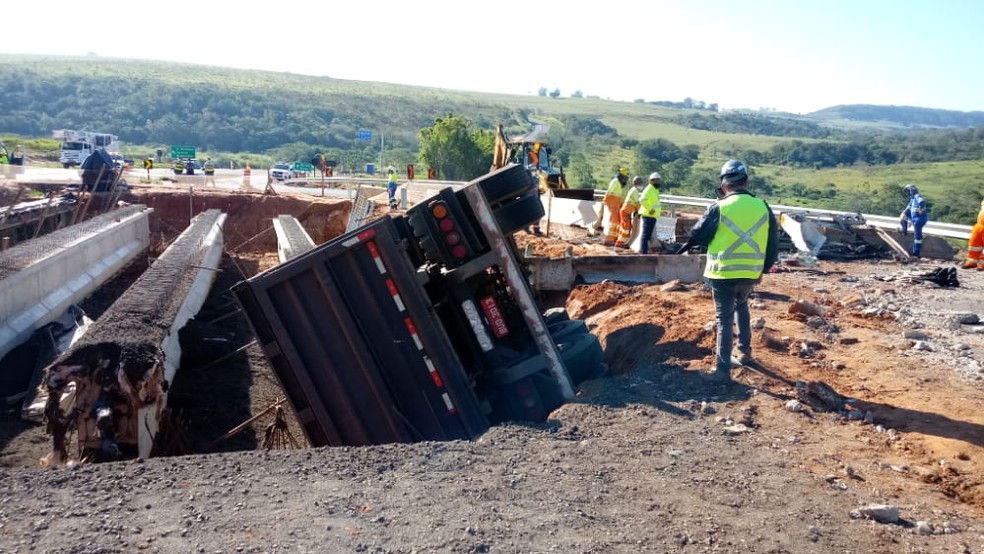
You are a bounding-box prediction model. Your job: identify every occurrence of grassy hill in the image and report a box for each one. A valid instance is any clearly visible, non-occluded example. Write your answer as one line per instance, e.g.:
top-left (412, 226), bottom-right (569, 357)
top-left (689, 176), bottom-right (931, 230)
top-left (1, 54), bottom-right (983, 223)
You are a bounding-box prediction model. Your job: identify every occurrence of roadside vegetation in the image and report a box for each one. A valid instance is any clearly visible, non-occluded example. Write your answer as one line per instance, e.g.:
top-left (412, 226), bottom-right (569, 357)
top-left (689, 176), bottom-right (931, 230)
top-left (2, 54), bottom-right (983, 224)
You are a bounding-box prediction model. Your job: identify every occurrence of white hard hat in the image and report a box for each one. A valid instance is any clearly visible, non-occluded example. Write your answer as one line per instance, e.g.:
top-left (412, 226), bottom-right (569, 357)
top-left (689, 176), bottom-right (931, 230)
top-left (649, 172), bottom-right (661, 180)
top-left (387, 165), bottom-right (395, 172)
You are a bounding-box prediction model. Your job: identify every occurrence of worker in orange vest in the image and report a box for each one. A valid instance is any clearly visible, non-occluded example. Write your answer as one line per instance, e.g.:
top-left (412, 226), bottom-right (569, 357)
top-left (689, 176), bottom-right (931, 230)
top-left (614, 176), bottom-right (644, 248)
top-left (963, 197), bottom-right (984, 269)
top-left (601, 168), bottom-right (630, 246)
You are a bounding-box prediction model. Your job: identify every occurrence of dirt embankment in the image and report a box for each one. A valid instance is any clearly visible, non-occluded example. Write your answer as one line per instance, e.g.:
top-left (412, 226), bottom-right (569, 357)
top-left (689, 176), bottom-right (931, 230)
top-left (124, 187), bottom-right (351, 253)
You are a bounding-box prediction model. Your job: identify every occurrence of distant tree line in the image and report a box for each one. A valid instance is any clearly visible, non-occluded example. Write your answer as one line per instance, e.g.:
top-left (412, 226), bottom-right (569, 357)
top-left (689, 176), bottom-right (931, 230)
top-left (674, 112), bottom-right (832, 139)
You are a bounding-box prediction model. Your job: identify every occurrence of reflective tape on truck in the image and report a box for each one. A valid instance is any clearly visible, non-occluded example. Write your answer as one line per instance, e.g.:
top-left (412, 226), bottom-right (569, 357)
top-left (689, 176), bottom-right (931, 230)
top-left (340, 230), bottom-right (457, 414)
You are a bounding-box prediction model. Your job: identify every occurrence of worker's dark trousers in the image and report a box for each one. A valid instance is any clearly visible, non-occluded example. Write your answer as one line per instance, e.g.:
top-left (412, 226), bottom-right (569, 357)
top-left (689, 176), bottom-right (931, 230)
top-left (708, 278), bottom-right (756, 374)
top-left (638, 216), bottom-right (657, 254)
top-left (388, 183), bottom-right (398, 207)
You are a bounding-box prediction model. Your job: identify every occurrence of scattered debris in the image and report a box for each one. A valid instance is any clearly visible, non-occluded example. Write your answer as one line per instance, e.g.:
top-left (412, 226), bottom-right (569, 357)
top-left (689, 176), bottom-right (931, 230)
top-left (850, 504), bottom-right (900, 524)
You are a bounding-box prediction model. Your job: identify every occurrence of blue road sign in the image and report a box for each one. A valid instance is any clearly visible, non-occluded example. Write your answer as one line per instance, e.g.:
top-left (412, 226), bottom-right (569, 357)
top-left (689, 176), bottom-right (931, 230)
top-left (357, 130), bottom-right (373, 141)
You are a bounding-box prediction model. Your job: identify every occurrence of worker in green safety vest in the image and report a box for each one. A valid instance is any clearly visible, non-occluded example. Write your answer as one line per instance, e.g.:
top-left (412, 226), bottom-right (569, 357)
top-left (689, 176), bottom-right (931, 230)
top-left (682, 160), bottom-right (779, 384)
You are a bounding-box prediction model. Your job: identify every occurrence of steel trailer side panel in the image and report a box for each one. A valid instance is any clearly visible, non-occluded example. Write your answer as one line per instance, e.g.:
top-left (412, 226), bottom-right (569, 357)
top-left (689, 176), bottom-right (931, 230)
top-left (233, 218), bottom-right (489, 447)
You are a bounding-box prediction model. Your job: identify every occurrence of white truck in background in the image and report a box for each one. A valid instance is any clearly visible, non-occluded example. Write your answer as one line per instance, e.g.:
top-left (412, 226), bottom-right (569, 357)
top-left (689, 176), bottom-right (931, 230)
top-left (53, 129), bottom-right (119, 168)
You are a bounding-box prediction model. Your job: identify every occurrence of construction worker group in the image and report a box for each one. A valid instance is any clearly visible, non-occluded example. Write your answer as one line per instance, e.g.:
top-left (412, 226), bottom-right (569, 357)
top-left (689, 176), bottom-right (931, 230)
top-left (603, 168), bottom-right (662, 253)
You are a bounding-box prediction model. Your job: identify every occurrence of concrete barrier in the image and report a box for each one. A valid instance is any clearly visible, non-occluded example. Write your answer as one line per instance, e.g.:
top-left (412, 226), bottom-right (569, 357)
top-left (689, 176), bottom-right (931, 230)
top-left (524, 252), bottom-right (707, 291)
top-left (0, 207), bottom-right (152, 361)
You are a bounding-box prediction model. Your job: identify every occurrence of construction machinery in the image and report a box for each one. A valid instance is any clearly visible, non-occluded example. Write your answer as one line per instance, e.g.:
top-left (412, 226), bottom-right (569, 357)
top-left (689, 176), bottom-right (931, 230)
top-left (491, 124), bottom-right (594, 201)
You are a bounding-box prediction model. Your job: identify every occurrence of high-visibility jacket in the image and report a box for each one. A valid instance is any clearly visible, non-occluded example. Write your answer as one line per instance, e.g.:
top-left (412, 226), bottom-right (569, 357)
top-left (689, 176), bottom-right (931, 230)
top-left (704, 194), bottom-right (770, 280)
top-left (203, 160), bottom-right (215, 173)
top-left (604, 176), bottom-right (625, 200)
top-left (174, 161), bottom-right (184, 172)
top-left (621, 186), bottom-right (642, 211)
top-left (975, 198), bottom-right (984, 226)
top-left (388, 172), bottom-right (399, 186)
top-left (903, 193), bottom-right (928, 223)
top-left (639, 185), bottom-right (661, 218)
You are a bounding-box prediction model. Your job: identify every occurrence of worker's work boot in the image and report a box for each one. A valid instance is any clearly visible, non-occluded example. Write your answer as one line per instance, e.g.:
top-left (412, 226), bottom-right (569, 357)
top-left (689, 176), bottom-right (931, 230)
top-left (731, 351), bottom-right (752, 366)
top-left (963, 260), bottom-right (977, 269)
top-left (700, 367), bottom-right (732, 384)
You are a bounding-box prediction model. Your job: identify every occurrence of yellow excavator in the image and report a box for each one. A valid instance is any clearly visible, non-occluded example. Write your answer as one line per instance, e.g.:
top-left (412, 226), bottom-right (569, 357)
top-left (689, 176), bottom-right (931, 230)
top-left (491, 124), bottom-right (593, 198)
top-left (491, 124), bottom-right (594, 233)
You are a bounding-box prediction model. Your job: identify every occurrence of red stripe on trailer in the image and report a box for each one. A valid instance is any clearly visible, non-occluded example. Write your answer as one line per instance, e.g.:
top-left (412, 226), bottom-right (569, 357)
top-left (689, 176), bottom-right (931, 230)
top-left (366, 242), bottom-right (386, 273)
top-left (341, 228), bottom-right (377, 247)
top-left (404, 318), bottom-right (423, 350)
top-left (386, 279), bottom-right (405, 312)
top-left (423, 357), bottom-right (444, 388)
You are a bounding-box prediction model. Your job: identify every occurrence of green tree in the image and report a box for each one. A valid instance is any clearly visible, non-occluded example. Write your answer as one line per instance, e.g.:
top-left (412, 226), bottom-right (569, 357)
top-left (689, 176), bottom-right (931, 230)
top-left (416, 114), bottom-right (492, 181)
top-left (566, 152), bottom-right (597, 189)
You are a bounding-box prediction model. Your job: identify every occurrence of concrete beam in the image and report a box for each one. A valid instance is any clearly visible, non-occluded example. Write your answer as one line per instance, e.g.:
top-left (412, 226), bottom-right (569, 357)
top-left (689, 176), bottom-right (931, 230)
top-left (0, 206), bottom-right (152, 361)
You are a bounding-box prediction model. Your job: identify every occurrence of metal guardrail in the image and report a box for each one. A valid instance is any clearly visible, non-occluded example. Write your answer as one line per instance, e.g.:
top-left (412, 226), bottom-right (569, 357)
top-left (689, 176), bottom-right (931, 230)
top-left (312, 176), bottom-right (972, 241)
top-left (612, 192), bottom-right (971, 241)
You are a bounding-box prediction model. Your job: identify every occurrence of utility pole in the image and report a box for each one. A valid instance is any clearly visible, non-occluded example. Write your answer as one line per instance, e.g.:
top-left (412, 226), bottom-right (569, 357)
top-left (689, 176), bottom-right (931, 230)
top-left (379, 133), bottom-right (385, 171)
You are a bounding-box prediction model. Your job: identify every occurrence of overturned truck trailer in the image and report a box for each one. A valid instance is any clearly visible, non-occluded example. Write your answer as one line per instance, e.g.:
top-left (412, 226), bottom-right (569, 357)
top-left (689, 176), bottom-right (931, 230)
top-left (233, 164), bottom-right (606, 448)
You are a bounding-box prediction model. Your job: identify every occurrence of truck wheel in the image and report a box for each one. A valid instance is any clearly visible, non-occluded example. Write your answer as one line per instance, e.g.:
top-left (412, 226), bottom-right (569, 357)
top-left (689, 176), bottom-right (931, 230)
top-left (557, 332), bottom-right (606, 385)
top-left (494, 190), bottom-right (544, 235)
top-left (480, 164), bottom-right (537, 206)
top-left (500, 376), bottom-right (547, 422)
top-left (543, 308), bottom-right (569, 325)
top-left (547, 319), bottom-right (588, 343)
top-left (407, 206), bottom-right (444, 265)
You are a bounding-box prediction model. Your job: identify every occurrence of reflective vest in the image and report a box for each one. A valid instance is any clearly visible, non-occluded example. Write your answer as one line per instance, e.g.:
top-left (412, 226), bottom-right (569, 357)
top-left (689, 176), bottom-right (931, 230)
top-left (704, 194), bottom-right (770, 280)
top-left (605, 176), bottom-right (625, 199)
top-left (906, 192), bottom-right (929, 222)
top-left (203, 160), bottom-right (215, 173)
top-left (622, 186), bottom-right (642, 210)
top-left (388, 172), bottom-right (398, 186)
top-left (174, 161), bottom-right (184, 171)
top-left (639, 185), bottom-right (661, 218)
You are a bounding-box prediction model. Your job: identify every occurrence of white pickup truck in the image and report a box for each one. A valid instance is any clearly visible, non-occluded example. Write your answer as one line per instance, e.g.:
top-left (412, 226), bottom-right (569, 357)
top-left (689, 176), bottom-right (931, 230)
top-left (271, 162), bottom-right (294, 181)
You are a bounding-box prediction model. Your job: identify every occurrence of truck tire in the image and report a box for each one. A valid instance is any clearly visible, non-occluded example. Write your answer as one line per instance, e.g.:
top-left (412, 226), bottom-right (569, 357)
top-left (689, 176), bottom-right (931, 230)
top-left (407, 205), bottom-right (444, 265)
top-left (557, 332), bottom-right (606, 385)
top-left (547, 319), bottom-right (588, 343)
top-left (494, 190), bottom-right (544, 235)
top-left (480, 164), bottom-right (537, 206)
top-left (500, 376), bottom-right (547, 422)
top-left (543, 308), bottom-right (569, 326)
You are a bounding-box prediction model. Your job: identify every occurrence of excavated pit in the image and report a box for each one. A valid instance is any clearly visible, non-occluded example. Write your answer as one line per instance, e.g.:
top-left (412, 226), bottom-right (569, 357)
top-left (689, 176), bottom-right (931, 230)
top-left (0, 187), bottom-right (351, 467)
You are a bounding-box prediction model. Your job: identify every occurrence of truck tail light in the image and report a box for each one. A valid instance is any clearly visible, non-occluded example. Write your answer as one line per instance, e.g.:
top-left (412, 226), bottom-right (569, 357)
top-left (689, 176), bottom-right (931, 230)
top-left (430, 199), bottom-right (475, 262)
top-left (407, 187), bottom-right (485, 268)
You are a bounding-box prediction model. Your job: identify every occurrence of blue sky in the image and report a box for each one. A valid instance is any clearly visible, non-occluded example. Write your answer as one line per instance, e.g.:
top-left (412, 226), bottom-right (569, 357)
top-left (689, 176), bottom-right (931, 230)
top-left (7, 0), bottom-right (982, 114)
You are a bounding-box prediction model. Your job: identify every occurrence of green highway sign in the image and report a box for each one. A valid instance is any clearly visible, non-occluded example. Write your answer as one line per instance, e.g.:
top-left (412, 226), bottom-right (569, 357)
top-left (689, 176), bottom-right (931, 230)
top-left (293, 162), bottom-right (314, 172)
top-left (170, 145), bottom-right (196, 159)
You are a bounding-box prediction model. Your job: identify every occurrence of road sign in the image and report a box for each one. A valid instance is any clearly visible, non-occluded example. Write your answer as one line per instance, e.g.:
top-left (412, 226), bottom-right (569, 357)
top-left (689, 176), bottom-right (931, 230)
top-left (293, 162), bottom-right (314, 172)
top-left (357, 130), bottom-right (372, 141)
top-left (170, 145), bottom-right (196, 159)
